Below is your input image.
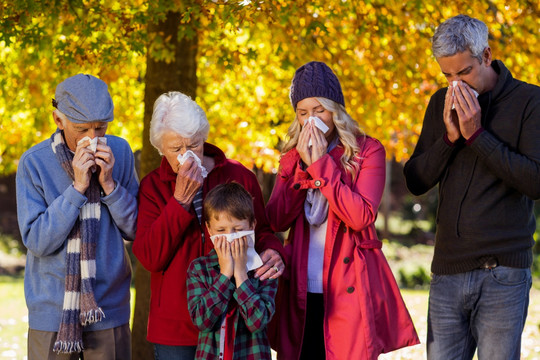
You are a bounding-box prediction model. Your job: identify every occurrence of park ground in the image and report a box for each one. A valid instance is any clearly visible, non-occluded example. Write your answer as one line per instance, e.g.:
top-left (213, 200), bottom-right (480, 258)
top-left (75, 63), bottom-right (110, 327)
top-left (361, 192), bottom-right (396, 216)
top-left (1, 245), bottom-right (539, 360)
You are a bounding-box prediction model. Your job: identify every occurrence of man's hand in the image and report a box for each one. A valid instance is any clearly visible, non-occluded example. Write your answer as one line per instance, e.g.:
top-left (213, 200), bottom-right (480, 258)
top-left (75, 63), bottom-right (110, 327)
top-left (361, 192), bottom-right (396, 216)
top-left (453, 83), bottom-right (482, 139)
top-left (72, 139), bottom-right (96, 194)
top-left (254, 248), bottom-right (284, 281)
top-left (95, 140), bottom-right (115, 195)
top-left (443, 83), bottom-right (462, 143)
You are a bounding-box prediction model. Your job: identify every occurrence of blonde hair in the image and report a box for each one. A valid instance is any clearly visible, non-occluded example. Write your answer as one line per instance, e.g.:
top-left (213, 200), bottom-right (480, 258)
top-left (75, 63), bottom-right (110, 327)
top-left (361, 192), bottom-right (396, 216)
top-left (281, 97), bottom-right (365, 178)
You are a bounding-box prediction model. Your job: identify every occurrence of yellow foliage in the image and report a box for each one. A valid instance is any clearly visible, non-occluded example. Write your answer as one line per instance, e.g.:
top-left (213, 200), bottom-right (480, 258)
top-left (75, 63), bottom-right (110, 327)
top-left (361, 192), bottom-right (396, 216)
top-left (0, 0), bottom-right (538, 174)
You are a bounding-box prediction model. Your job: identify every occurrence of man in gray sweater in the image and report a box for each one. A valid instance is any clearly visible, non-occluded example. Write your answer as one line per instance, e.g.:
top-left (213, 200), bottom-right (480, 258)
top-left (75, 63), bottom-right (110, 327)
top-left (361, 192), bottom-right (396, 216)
top-left (404, 15), bottom-right (539, 360)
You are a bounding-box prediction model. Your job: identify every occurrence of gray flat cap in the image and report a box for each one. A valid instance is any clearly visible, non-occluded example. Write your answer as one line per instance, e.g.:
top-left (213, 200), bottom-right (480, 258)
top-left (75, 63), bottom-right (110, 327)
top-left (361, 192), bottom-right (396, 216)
top-left (54, 74), bottom-right (114, 123)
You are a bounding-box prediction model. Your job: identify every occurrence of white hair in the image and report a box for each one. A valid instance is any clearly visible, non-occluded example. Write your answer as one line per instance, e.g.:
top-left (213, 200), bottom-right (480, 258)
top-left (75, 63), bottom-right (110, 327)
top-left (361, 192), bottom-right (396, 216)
top-left (150, 91), bottom-right (210, 154)
top-left (54, 109), bottom-right (69, 125)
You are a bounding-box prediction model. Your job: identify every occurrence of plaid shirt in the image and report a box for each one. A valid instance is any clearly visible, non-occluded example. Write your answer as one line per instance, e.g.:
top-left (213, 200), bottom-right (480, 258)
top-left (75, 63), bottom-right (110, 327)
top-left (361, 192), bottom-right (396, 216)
top-left (187, 250), bottom-right (277, 360)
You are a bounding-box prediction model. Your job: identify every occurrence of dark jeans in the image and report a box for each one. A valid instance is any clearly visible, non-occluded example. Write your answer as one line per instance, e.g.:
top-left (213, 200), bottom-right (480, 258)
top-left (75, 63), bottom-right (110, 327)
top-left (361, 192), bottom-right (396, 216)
top-left (300, 292), bottom-right (325, 360)
top-left (153, 344), bottom-right (196, 360)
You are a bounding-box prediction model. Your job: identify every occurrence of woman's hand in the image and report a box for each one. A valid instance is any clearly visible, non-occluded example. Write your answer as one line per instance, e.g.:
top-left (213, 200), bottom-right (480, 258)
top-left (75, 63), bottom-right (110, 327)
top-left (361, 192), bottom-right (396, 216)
top-left (254, 248), bottom-right (285, 280)
top-left (296, 121), bottom-right (313, 166)
top-left (309, 123), bottom-right (328, 163)
top-left (173, 157), bottom-right (204, 209)
top-left (297, 121), bottom-right (328, 167)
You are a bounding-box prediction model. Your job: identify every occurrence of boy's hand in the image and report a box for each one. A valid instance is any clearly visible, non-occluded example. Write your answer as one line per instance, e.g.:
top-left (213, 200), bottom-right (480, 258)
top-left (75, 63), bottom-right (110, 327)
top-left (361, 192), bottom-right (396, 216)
top-left (214, 237), bottom-right (233, 279)
top-left (231, 237), bottom-right (248, 286)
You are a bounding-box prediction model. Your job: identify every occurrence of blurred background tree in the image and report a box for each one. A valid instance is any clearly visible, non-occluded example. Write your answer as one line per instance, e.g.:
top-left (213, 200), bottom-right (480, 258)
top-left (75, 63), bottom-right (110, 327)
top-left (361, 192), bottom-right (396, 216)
top-left (1, 0), bottom-right (539, 357)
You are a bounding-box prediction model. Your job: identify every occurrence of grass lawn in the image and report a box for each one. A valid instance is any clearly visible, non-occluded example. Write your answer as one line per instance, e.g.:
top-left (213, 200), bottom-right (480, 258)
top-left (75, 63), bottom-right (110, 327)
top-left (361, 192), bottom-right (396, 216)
top-left (1, 276), bottom-right (539, 359)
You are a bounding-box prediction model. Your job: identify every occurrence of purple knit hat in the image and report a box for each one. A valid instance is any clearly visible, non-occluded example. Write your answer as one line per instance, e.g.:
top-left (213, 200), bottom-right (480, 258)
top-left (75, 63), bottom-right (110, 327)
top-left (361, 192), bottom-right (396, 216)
top-left (289, 61), bottom-right (345, 110)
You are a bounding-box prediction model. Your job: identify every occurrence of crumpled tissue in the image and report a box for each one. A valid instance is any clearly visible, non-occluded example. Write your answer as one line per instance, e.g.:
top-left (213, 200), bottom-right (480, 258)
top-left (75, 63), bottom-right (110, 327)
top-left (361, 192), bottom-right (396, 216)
top-left (77, 136), bottom-right (107, 172)
top-left (451, 80), bottom-right (479, 109)
top-left (77, 136), bottom-right (107, 153)
top-left (177, 150), bottom-right (208, 178)
top-left (210, 230), bottom-right (263, 271)
top-left (304, 116), bottom-right (329, 147)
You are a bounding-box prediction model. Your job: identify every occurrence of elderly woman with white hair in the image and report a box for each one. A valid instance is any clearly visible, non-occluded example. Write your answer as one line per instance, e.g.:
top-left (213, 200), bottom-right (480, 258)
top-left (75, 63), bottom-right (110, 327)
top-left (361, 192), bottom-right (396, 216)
top-left (133, 91), bottom-right (285, 360)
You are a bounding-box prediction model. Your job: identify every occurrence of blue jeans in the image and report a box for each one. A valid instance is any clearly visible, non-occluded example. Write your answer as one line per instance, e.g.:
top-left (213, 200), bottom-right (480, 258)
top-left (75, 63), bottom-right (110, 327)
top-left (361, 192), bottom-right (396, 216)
top-left (427, 266), bottom-right (531, 360)
top-left (153, 344), bottom-right (196, 360)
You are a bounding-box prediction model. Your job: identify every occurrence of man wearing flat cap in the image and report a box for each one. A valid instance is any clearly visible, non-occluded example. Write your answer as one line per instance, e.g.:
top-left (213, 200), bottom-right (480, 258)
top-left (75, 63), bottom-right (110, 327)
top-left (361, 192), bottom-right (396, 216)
top-left (16, 74), bottom-right (139, 359)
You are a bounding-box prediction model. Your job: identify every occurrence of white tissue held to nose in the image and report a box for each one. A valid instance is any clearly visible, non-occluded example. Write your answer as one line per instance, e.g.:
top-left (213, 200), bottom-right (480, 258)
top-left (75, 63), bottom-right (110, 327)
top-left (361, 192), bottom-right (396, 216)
top-left (209, 230), bottom-right (263, 271)
top-left (177, 150), bottom-right (208, 178)
top-left (305, 116), bottom-right (329, 147)
top-left (77, 136), bottom-right (107, 153)
top-left (77, 136), bottom-right (107, 173)
top-left (451, 81), bottom-right (479, 109)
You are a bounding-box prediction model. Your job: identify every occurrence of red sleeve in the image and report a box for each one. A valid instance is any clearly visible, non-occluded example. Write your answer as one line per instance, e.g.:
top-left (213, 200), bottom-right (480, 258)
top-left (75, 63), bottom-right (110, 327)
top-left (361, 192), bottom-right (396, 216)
top-left (132, 173), bottom-right (196, 272)
top-left (307, 138), bottom-right (386, 232)
top-left (265, 150), bottom-right (311, 233)
top-left (239, 168), bottom-right (286, 262)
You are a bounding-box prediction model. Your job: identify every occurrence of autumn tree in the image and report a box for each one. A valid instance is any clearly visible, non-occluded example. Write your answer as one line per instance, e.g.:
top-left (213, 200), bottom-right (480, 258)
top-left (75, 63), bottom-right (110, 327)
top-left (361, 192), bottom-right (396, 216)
top-left (1, 0), bottom-right (539, 357)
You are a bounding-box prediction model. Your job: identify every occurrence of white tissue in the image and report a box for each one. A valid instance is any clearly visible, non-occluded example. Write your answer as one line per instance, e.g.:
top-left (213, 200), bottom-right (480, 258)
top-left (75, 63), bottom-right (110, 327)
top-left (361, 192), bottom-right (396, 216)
top-left (305, 116), bottom-right (329, 147)
top-left (451, 81), bottom-right (479, 109)
top-left (77, 136), bottom-right (107, 153)
top-left (209, 230), bottom-right (263, 271)
top-left (177, 150), bottom-right (208, 178)
top-left (77, 136), bottom-right (107, 173)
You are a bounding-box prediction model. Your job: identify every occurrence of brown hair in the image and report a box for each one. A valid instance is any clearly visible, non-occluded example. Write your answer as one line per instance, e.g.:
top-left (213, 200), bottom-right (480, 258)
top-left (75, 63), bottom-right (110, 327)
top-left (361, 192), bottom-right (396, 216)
top-left (204, 182), bottom-right (255, 225)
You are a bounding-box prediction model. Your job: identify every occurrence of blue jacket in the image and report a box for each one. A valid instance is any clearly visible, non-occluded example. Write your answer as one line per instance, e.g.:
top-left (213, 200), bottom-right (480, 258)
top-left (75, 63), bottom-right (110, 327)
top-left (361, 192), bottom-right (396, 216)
top-left (16, 133), bottom-right (139, 331)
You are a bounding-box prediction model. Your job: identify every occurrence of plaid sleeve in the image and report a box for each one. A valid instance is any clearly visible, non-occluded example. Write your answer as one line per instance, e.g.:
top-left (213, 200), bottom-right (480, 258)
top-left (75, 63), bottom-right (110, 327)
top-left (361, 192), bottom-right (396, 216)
top-left (234, 277), bottom-right (278, 334)
top-left (186, 257), bottom-right (235, 332)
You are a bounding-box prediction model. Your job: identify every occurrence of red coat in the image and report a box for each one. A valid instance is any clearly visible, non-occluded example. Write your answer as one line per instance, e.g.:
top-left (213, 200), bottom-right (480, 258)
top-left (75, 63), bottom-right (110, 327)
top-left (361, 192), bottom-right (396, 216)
top-left (133, 143), bottom-right (284, 346)
top-left (266, 136), bottom-right (419, 360)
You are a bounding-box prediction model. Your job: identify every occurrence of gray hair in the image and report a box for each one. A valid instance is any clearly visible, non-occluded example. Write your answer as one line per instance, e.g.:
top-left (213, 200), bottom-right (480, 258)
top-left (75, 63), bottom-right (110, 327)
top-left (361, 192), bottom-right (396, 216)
top-left (149, 91), bottom-right (210, 154)
top-left (432, 15), bottom-right (489, 61)
top-left (53, 109), bottom-right (69, 125)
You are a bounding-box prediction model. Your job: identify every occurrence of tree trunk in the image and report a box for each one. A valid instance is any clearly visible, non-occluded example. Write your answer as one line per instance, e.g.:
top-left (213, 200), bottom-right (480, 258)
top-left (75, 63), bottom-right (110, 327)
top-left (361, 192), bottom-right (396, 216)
top-left (132, 11), bottom-right (198, 359)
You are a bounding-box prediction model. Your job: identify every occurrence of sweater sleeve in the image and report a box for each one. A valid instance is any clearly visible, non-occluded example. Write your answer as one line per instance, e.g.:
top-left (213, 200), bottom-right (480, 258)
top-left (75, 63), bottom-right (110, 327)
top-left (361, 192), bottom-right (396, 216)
top-left (132, 174), bottom-right (196, 272)
top-left (16, 154), bottom-right (85, 257)
top-left (101, 140), bottom-right (139, 240)
top-left (403, 92), bottom-right (459, 195)
top-left (307, 138), bottom-right (385, 232)
top-left (265, 151), bottom-right (310, 233)
top-left (468, 99), bottom-right (540, 199)
top-left (236, 167), bottom-right (286, 260)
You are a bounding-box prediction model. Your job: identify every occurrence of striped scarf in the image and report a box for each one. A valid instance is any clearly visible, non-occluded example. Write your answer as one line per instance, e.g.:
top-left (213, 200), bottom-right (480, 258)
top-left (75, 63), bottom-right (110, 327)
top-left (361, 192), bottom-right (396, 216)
top-left (50, 130), bottom-right (105, 353)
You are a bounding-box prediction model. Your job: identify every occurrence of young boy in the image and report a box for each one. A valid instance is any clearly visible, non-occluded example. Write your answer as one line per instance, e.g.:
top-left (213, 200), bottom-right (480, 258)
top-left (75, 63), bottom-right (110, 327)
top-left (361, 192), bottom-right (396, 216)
top-left (186, 182), bottom-right (277, 360)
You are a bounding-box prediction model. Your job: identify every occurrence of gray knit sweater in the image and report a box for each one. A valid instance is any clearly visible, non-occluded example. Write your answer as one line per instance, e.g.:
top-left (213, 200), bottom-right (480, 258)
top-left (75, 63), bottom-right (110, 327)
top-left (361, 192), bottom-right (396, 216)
top-left (404, 60), bottom-right (540, 275)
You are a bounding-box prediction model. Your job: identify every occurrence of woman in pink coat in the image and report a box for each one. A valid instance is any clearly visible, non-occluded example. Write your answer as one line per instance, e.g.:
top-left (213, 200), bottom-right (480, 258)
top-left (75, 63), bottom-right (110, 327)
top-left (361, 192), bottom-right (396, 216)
top-left (266, 61), bottom-right (420, 360)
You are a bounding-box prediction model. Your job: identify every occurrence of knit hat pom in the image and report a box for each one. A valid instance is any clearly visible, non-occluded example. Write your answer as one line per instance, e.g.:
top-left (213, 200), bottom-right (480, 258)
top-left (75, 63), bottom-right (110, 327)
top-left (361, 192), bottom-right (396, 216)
top-left (289, 61), bottom-right (345, 110)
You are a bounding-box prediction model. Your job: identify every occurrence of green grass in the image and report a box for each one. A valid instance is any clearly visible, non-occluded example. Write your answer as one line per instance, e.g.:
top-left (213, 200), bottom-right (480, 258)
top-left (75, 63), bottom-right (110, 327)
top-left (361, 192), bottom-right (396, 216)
top-left (0, 275), bottom-right (27, 359)
top-left (0, 276), bottom-right (135, 360)
top-left (2, 275), bottom-right (540, 359)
